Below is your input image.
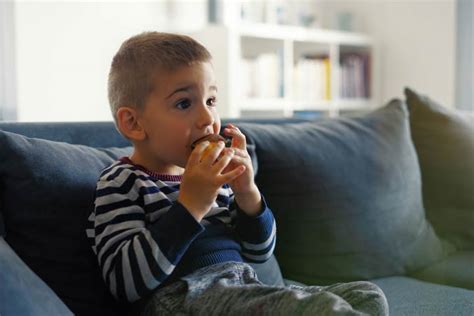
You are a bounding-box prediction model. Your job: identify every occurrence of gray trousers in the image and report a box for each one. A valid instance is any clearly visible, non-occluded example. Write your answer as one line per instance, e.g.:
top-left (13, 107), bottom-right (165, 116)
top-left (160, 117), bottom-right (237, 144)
top-left (141, 262), bottom-right (389, 316)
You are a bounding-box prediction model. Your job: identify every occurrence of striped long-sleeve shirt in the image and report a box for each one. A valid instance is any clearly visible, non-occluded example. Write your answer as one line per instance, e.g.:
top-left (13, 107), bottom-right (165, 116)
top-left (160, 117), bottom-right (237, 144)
top-left (86, 157), bottom-right (276, 303)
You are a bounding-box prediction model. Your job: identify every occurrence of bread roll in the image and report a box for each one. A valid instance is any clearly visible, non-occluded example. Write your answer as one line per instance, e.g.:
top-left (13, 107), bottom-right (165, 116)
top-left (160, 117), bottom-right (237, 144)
top-left (191, 134), bottom-right (228, 149)
top-left (191, 134), bottom-right (230, 160)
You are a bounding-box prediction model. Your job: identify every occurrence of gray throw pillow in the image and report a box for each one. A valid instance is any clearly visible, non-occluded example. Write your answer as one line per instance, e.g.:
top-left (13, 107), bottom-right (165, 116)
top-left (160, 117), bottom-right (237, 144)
top-left (0, 130), bottom-right (132, 315)
top-left (405, 87), bottom-right (474, 250)
top-left (236, 99), bottom-right (447, 285)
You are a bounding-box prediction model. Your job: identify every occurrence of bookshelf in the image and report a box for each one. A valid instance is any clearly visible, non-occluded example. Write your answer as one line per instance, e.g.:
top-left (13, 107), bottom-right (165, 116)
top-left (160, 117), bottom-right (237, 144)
top-left (192, 22), bottom-right (375, 118)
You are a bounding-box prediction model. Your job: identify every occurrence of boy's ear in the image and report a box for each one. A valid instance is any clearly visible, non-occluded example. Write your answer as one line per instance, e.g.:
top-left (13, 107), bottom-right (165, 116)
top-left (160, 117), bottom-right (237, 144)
top-left (116, 107), bottom-right (146, 141)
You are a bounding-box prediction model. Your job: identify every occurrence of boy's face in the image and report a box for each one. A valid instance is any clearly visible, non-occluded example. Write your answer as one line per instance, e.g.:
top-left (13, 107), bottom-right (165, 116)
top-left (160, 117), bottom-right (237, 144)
top-left (135, 61), bottom-right (220, 173)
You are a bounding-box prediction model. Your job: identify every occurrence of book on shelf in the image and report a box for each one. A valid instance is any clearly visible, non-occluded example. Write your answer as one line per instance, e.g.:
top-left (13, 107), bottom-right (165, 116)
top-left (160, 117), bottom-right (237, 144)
top-left (240, 49), bottom-right (284, 99)
top-left (340, 52), bottom-right (371, 99)
top-left (293, 54), bottom-right (331, 103)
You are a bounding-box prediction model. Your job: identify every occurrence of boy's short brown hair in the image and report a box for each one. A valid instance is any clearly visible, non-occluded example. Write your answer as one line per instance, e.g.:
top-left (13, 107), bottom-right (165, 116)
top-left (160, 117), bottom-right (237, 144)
top-left (108, 31), bottom-right (212, 122)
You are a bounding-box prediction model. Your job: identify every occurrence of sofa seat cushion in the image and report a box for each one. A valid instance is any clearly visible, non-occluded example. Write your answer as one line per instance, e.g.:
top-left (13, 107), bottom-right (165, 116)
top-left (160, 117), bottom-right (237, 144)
top-left (371, 276), bottom-right (474, 316)
top-left (405, 88), bottom-right (474, 250)
top-left (236, 100), bottom-right (447, 285)
top-left (0, 130), bottom-right (132, 315)
top-left (410, 251), bottom-right (474, 290)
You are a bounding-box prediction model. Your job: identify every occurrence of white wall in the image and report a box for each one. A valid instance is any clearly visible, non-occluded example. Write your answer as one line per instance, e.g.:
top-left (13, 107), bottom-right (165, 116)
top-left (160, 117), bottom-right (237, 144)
top-left (10, 0), bottom-right (457, 121)
top-left (456, 0), bottom-right (473, 110)
top-left (13, 0), bottom-right (206, 122)
top-left (0, 0), bottom-right (17, 120)
top-left (316, 0), bottom-right (456, 107)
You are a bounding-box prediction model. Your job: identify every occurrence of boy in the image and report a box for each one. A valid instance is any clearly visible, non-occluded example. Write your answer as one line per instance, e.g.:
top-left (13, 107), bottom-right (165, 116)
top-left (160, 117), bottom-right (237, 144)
top-left (87, 32), bottom-right (388, 315)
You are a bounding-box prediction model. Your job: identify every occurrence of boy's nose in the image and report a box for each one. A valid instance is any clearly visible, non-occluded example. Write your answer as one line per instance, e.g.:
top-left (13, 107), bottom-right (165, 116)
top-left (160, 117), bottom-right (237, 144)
top-left (196, 104), bottom-right (215, 128)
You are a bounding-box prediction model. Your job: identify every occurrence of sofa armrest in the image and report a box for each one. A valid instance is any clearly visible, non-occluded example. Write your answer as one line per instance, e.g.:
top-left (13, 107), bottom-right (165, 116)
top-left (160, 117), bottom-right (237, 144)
top-left (0, 238), bottom-right (73, 316)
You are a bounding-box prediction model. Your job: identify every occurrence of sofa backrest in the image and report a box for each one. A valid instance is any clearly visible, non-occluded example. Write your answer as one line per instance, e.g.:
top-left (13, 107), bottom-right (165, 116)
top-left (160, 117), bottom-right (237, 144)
top-left (0, 118), bottom-right (306, 147)
top-left (0, 121), bottom-right (130, 147)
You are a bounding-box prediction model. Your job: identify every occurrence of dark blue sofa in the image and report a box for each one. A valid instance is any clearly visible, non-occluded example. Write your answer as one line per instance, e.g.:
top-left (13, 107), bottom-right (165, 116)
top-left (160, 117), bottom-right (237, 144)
top-left (1, 89), bottom-right (473, 315)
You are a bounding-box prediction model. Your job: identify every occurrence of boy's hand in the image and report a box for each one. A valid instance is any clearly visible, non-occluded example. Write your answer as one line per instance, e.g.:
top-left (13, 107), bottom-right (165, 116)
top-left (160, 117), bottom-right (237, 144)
top-left (223, 124), bottom-right (262, 217)
top-left (178, 140), bottom-right (245, 222)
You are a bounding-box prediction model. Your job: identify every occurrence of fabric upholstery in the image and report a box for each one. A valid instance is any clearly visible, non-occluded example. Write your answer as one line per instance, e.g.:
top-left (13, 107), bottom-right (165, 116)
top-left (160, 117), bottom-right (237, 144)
top-left (411, 251), bottom-right (474, 290)
top-left (236, 99), bottom-right (447, 285)
top-left (405, 87), bottom-right (474, 250)
top-left (0, 237), bottom-right (73, 316)
top-left (250, 255), bottom-right (285, 286)
top-left (371, 276), bottom-right (474, 316)
top-left (0, 130), bottom-right (132, 315)
top-left (0, 121), bottom-right (130, 148)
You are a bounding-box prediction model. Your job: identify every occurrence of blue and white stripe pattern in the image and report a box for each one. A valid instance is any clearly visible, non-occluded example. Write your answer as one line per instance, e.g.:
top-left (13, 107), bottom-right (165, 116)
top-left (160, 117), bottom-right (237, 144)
top-left (86, 159), bottom-right (276, 302)
top-left (240, 220), bottom-right (276, 262)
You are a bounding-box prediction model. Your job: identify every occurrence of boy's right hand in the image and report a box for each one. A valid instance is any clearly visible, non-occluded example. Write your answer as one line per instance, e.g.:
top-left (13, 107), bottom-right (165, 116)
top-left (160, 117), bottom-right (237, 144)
top-left (178, 140), bottom-right (246, 222)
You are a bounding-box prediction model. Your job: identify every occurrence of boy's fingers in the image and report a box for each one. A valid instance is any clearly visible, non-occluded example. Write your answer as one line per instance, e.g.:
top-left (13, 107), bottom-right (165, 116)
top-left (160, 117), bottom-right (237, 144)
top-left (188, 141), bottom-right (210, 165)
top-left (201, 141), bottom-right (225, 166)
top-left (229, 148), bottom-right (249, 158)
top-left (213, 148), bottom-right (234, 173)
top-left (229, 155), bottom-right (249, 166)
top-left (224, 125), bottom-right (247, 150)
top-left (220, 165), bottom-right (246, 183)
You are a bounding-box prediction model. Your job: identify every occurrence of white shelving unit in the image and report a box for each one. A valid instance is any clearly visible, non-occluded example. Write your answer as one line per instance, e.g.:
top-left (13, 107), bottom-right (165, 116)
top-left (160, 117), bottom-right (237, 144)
top-left (192, 22), bottom-right (376, 118)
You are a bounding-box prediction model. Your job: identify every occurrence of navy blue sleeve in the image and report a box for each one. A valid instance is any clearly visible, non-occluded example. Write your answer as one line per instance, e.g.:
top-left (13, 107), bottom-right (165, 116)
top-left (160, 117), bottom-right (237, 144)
top-left (233, 196), bottom-right (276, 263)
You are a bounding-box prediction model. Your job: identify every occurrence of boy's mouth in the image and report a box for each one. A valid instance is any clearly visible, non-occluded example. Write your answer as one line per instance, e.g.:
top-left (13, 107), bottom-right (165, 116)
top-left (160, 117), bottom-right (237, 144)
top-left (190, 134), bottom-right (231, 149)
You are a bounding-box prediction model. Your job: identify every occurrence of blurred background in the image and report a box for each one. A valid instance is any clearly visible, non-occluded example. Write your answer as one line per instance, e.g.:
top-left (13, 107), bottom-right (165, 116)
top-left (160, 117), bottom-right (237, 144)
top-left (0, 0), bottom-right (472, 121)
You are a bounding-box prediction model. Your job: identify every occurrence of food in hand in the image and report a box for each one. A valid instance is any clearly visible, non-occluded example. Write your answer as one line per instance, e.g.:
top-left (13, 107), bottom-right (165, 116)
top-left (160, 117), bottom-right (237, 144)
top-left (191, 134), bottom-right (231, 160)
top-left (191, 134), bottom-right (230, 149)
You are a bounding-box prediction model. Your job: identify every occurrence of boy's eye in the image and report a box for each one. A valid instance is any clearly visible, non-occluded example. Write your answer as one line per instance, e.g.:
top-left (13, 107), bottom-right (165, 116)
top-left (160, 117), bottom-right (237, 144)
top-left (207, 97), bottom-right (217, 107)
top-left (175, 99), bottom-right (191, 110)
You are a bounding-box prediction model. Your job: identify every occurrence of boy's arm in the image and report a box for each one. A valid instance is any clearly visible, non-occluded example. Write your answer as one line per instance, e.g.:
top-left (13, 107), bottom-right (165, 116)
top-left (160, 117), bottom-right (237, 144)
top-left (222, 124), bottom-right (276, 262)
top-left (92, 173), bottom-right (204, 303)
top-left (231, 193), bottom-right (276, 263)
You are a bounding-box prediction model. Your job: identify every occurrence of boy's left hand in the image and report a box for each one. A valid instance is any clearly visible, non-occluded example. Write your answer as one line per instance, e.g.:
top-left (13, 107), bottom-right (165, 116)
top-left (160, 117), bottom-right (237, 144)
top-left (223, 124), bottom-right (262, 216)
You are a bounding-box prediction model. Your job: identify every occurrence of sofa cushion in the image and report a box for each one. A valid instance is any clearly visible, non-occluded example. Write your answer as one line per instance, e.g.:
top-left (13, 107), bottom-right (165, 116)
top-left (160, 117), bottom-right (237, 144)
top-left (250, 255), bottom-right (285, 286)
top-left (0, 130), bottom-right (132, 315)
top-left (405, 87), bottom-right (474, 250)
top-left (371, 276), bottom-right (474, 316)
top-left (236, 99), bottom-right (447, 285)
top-left (0, 237), bottom-right (73, 316)
top-left (411, 251), bottom-right (474, 290)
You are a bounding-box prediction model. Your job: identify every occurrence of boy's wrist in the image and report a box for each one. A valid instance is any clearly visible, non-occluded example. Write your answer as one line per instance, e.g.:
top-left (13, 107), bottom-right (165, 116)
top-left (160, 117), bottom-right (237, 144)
top-left (177, 195), bottom-right (206, 222)
top-left (234, 185), bottom-right (262, 216)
